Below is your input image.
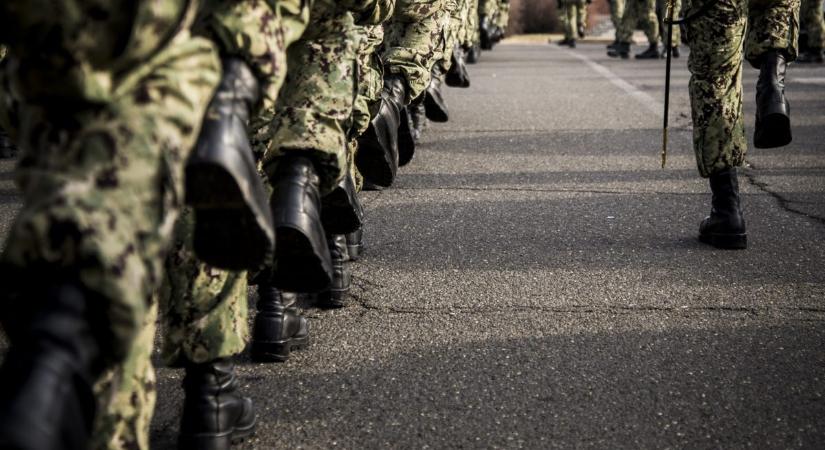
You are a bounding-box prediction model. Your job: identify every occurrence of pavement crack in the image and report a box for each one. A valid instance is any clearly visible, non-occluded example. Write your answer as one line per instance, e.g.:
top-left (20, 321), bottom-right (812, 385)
top-left (742, 165), bottom-right (825, 226)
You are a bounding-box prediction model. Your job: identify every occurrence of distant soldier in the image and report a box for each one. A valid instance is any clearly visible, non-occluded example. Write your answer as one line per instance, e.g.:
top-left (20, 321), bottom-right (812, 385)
top-left (608, 0), bottom-right (660, 59)
top-left (684, 0), bottom-right (799, 249)
top-left (558, 0), bottom-right (589, 47)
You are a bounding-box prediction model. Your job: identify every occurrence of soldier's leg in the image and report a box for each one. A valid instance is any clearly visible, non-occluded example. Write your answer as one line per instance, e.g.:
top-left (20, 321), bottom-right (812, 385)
top-left (159, 208), bottom-right (260, 448)
top-left (609, 0), bottom-right (637, 57)
top-left (0, 24), bottom-right (220, 449)
top-left (685, 0), bottom-right (749, 249)
top-left (576, 0), bottom-right (587, 38)
top-left (260, 1), bottom-right (360, 292)
top-left (745, 0), bottom-right (799, 148)
top-left (635, 0), bottom-right (661, 58)
top-left (798, 0), bottom-right (824, 61)
top-left (91, 304), bottom-right (158, 450)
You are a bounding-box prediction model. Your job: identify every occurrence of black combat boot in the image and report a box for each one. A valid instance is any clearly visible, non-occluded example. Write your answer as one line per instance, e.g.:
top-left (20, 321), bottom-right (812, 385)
top-left (424, 73), bottom-right (449, 123)
top-left (466, 43), bottom-right (481, 64)
top-left (408, 99), bottom-right (427, 143)
top-left (607, 41), bottom-right (630, 59)
top-left (635, 43), bottom-right (660, 59)
top-left (0, 128), bottom-right (17, 159)
top-left (797, 48), bottom-right (824, 63)
top-left (606, 39), bottom-right (618, 50)
top-left (578, 24), bottom-right (586, 39)
top-left (356, 91), bottom-right (401, 187)
top-left (446, 44), bottom-right (471, 88)
top-left (754, 50), bottom-right (792, 148)
top-left (345, 228), bottom-right (364, 261)
top-left (178, 358), bottom-right (256, 450)
top-left (480, 15), bottom-right (494, 50)
top-left (186, 58), bottom-right (275, 271)
top-left (268, 154), bottom-right (332, 293)
top-left (250, 285), bottom-right (309, 362)
top-left (321, 172), bottom-right (363, 236)
top-left (661, 46), bottom-right (680, 58)
top-left (0, 284), bottom-right (101, 450)
top-left (316, 235), bottom-right (352, 309)
top-left (699, 168), bottom-right (747, 250)
top-left (383, 76), bottom-right (416, 167)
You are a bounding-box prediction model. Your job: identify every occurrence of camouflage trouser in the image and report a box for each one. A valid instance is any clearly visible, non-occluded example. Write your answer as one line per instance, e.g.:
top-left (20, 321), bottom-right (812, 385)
top-left (801, 0), bottom-right (825, 49)
top-left (610, 0), bottom-right (626, 29)
top-left (464, 0), bottom-right (480, 47)
top-left (437, 0), bottom-right (461, 72)
top-left (561, 0), bottom-right (587, 40)
top-left (479, 0), bottom-right (499, 17)
top-left (262, 0), bottom-right (360, 194)
top-left (384, 0), bottom-right (450, 103)
top-left (617, 0), bottom-right (659, 44)
top-left (495, 0), bottom-right (510, 30)
top-left (685, 0), bottom-right (799, 177)
top-left (657, 0), bottom-right (682, 45)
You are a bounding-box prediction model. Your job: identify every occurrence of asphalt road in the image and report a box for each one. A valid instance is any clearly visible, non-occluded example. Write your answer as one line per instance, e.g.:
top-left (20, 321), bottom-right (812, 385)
top-left (2, 41), bottom-right (825, 449)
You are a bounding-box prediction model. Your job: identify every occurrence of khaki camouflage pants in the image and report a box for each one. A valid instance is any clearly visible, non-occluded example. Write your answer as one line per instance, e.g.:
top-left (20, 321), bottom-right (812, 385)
top-left (685, 0), bottom-right (799, 177)
top-left (801, 0), bottom-right (825, 49)
top-left (617, 0), bottom-right (659, 44)
top-left (384, 0), bottom-right (450, 103)
top-left (479, 0), bottom-right (499, 17)
top-left (561, 0), bottom-right (587, 40)
top-left (610, 0), bottom-right (626, 31)
top-left (495, 0), bottom-right (510, 31)
top-left (262, 0), bottom-right (360, 194)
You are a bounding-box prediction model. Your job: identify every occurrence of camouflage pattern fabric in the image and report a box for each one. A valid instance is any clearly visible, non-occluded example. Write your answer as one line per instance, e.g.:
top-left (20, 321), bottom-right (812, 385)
top-left (0, 1), bottom-right (220, 364)
top-left (616, 0), bottom-right (659, 44)
top-left (383, 0), bottom-right (450, 103)
top-left (464, 0), bottom-right (480, 48)
top-left (262, 0), bottom-right (360, 195)
top-left (91, 303), bottom-right (159, 450)
top-left (495, 0), bottom-right (510, 31)
top-left (801, 0), bottom-right (824, 49)
top-left (610, 0), bottom-right (626, 31)
top-left (685, 0), bottom-right (800, 177)
top-left (479, 0), bottom-right (499, 17)
top-left (561, 0), bottom-right (587, 40)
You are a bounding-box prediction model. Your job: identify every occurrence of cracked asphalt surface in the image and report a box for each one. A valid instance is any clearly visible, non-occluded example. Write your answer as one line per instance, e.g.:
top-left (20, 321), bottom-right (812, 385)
top-left (2, 42), bottom-right (825, 448)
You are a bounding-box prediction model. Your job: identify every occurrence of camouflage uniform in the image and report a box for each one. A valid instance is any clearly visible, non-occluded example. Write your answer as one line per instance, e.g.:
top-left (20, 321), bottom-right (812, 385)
top-left (617, 0), bottom-right (659, 45)
top-left (90, 1), bottom-right (313, 448)
top-left (610, 0), bottom-right (626, 30)
top-left (464, 0), bottom-right (481, 48)
top-left (801, 0), bottom-right (825, 50)
top-left (384, 0), bottom-right (451, 102)
top-left (261, 0), bottom-right (359, 194)
top-left (685, 0), bottom-right (800, 177)
top-left (479, 0), bottom-right (500, 18)
top-left (495, 0), bottom-right (510, 32)
top-left (561, 0), bottom-right (588, 41)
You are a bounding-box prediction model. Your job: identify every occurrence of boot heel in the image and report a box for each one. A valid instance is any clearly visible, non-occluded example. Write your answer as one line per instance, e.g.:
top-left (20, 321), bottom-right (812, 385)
top-left (274, 227), bottom-right (332, 292)
top-left (754, 102), bottom-right (791, 148)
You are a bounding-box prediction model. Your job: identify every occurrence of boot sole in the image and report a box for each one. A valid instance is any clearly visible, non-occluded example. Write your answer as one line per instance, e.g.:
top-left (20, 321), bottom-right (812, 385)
top-left (356, 127), bottom-right (396, 187)
top-left (187, 166), bottom-right (274, 270)
top-left (754, 109), bottom-right (791, 149)
top-left (321, 188), bottom-right (363, 235)
top-left (699, 232), bottom-right (748, 250)
top-left (423, 93), bottom-right (449, 123)
top-left (250, 334), bottom-right (309, 363)
top-left (274, 226), bottom-right (332, 293)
